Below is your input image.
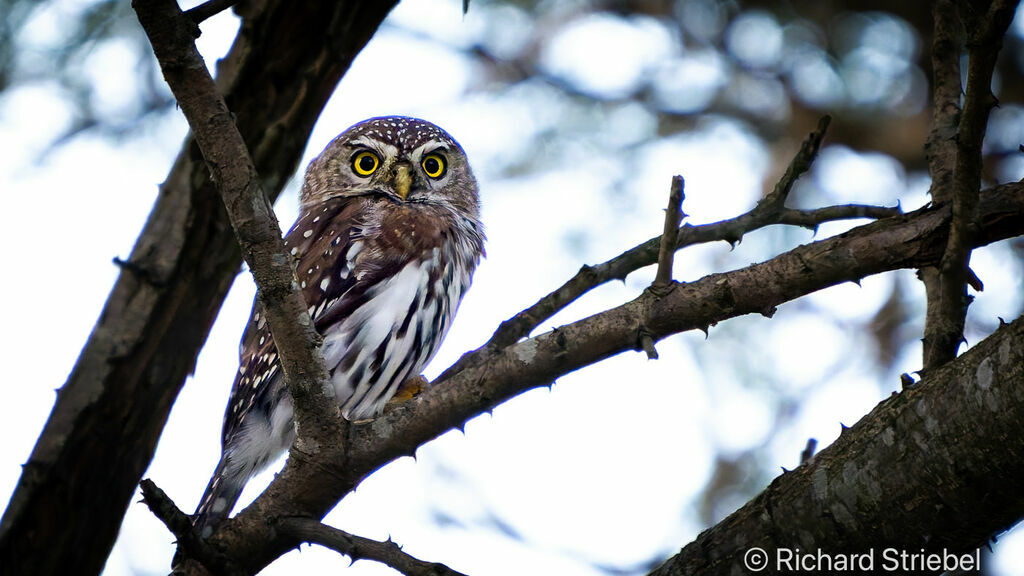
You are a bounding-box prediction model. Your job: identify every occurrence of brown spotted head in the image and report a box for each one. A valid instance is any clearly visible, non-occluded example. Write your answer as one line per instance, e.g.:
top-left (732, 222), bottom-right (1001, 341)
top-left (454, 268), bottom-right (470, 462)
top-left (300, 116), bottom-right (479, 220)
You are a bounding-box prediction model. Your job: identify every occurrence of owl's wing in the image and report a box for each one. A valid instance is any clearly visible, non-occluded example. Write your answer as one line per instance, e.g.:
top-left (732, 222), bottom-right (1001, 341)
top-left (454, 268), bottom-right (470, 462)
top-left (220, 196), bottom-right (428, 445)
top-left (221, 197), bottom-right (361, 444)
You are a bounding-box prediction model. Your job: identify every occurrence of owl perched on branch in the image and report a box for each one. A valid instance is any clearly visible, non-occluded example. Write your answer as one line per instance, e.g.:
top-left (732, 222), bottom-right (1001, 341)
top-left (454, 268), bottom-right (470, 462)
top-left (193, 117), bottom-right (485, 537)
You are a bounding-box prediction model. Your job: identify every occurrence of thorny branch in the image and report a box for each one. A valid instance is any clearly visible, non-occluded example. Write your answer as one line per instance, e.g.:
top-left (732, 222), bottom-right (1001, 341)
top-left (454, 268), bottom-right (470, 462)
top-left (474, 115), bottom-right (882, 354)
top-left (650, 315), bottom-right (1024, 576)
top-left (923, 0), bottom-right (1017, 370)
top-left (139, 480), bottom-right (241, 576)
top-left (278, 518), bottom-right (470, 576)
top-left (132, 0), bottom-right (340, 453)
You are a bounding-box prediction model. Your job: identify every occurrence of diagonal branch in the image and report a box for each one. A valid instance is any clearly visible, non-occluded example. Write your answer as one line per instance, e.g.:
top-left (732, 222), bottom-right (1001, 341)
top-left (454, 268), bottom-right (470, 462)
top-left (133, 0), bottom-right (339, 448)
top-left (185, 0), bottom-right (238, 24)
top-left (278, 518), bottom-right (469, 576)
top-left (477, 115), bottom-right (878, 352)
top-left (649, 313), bottom-right (1024, 576)
top-left (139, 480), bottom-right (242, 576)
top-left (211, 180), bottom-right (1024, 574)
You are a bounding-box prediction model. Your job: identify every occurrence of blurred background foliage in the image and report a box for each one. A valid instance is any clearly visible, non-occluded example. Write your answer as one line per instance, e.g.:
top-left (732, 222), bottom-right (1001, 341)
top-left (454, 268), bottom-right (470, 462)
top-left (2, 0), bottom-right (1024, 574)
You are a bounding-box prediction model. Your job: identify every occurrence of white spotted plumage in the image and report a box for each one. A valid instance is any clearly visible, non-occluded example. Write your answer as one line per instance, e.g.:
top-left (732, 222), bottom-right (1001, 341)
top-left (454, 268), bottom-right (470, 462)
top-left (192, 116), bottom-right (484, 539)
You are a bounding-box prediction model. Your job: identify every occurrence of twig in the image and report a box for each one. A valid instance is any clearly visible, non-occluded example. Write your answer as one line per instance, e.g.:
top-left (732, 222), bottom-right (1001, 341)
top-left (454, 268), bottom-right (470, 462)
top-left (653, 175), bottom-right (685, 288)
top-left (477, 115), bottom-right (866, 352)
top-left (138, 479), bottom-right (241, 576)
top-left (132, 0), bottom-right (337, 439)
top-left (184, 0), bottom-right (239, 25)
top-left (278, 518), bottom-right (469, 576)
top-left (761, 115), bottom-right (831, 209)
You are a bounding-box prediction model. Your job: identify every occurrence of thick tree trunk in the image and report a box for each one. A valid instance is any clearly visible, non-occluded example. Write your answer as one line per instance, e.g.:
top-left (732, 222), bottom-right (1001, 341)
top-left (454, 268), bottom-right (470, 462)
top-left (0, 4), bottom-right (397, 576)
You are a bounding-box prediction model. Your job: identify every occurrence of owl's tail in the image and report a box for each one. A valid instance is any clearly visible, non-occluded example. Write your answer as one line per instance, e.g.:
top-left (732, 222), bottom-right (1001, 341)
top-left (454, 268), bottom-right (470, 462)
top-left (192, 458), bottom-right (245, 540)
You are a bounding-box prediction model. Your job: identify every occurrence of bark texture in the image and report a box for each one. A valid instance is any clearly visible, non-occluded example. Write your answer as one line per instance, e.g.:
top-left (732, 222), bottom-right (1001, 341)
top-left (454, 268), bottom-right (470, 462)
top-left (0, 3), bottom-right (397, 576)
top-left (650, 313), bottom-right (1024, 576)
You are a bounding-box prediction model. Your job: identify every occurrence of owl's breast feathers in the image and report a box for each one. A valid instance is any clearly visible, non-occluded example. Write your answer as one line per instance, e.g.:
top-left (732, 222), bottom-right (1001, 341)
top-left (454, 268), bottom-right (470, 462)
top-left (222, 195), bottom-right (482, 441)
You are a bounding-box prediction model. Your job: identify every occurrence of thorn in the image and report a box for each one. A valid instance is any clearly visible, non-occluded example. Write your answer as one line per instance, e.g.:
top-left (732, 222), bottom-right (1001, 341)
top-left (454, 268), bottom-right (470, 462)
top-left (781, 466), bottom-right (790, 473)
top-left (998, 316), bottom-right (1008, 326)
top-left (852, 278), bottom-right (862, 287)
top-left (900, 373), bottom-right (915, 390)
top-left (761, 305), bottom-right (777, 318)
top-left (800, 438), bottom-right (817, 464)
top-left (840, 422), bottom-right (849, 432)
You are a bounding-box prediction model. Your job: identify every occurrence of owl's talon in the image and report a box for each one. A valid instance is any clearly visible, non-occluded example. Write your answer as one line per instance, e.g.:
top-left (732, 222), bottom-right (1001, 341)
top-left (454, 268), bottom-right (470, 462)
top-left (388, 375), bottom-right (428, 405)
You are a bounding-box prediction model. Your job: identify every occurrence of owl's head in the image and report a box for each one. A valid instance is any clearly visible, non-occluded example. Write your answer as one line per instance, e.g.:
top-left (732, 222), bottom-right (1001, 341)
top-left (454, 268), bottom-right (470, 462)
top-left (301, 116), bottom-right (479, 218)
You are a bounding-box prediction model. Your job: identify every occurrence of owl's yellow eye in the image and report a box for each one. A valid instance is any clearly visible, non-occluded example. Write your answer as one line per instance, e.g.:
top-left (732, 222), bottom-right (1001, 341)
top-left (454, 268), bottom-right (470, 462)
top-left (421, 153), bottom-right (447, 179)
top-left (352, 151), bottom-right (379, 177)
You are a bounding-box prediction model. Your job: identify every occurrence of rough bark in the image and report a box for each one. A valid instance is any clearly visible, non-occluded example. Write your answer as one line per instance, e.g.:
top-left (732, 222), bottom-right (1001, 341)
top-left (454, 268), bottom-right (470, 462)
top-left (649, 313), bottom-right (1024, 576)
top-left (133, 0), bottom-right (340, 453)
top-left (923, 0), bottom-right (1016, 370)
top-left (0, 3), bottom-right (397, 576)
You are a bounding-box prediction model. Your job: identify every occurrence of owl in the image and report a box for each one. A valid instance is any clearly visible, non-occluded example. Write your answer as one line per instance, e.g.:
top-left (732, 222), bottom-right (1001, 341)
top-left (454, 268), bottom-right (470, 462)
top-left (192, 117), bottom-right (485, 538)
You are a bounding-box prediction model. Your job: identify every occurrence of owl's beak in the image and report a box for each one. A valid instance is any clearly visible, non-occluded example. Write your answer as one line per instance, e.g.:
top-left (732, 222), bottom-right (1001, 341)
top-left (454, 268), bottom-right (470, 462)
top-left (393, 164), bottom-right (413, 201)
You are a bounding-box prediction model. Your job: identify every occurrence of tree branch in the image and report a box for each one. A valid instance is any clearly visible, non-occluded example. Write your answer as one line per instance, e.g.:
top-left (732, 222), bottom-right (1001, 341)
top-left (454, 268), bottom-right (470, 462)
top-left (133, 0), bottom-right (339, 448)
top-left (924, 0), bottom-right (1018, 369)
top-left (649, 313), bottom-right (1024, 576)
top-left (210, 180), bottom-right (1024, 574)
top-left (653, 175), bottom-right (685, 288)
top-left (138, 480), bottom-right (241, 576)
top-left (184, 0), bottom-right (238, 25)
top-left (277, 518), bottom-right (469, 576)
top-left (479, 115), bottom-right (878, 352)
top-left (923, 0), bottom-right (962, 198)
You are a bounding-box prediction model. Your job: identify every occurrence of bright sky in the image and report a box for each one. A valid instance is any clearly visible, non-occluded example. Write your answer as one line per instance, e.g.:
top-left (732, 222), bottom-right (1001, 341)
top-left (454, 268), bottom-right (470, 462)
top-left (1, 1), bottom-right (1023, 575)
